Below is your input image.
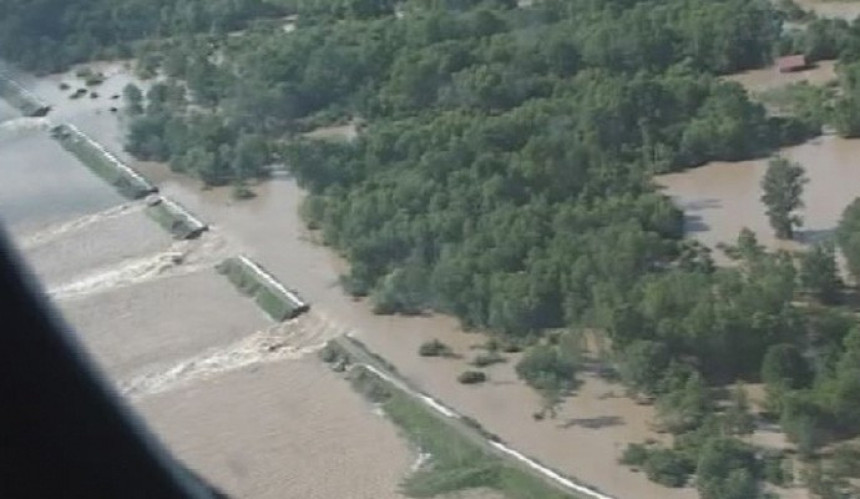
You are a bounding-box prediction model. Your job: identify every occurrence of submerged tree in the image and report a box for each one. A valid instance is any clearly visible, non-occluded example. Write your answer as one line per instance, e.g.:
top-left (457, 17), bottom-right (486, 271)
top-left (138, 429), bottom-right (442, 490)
top-left (837, 198), bottom-right (860, 282)
top-left (761, 157), bottom-right (808, 239)
top-left (800, 242), bottom-right (842, 304)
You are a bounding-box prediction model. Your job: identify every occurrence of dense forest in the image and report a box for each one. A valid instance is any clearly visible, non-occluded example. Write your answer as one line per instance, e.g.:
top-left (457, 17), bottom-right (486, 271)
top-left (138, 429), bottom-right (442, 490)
top-left (6, 0), bottom-right (860, 497)
top-left (0, 0), bottom-right (284, 72)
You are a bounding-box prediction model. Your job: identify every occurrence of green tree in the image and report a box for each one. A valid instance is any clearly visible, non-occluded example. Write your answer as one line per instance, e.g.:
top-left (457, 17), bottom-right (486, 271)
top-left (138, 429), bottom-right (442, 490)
top-left (761, 343), bottom-right (812, 414)
top-left (723, 383), bottom-right (755, 436)
top-left (515, 341), bottom-right (579, 395)
top-left (837, 198), bottom-right (860, 282)
top-left (657, 372), bottom-right (712, 434)
top-left (696, 438), bottom-right (761, 499)
top-left (618, 340), bottom-right (671, 397)
top-left (799, 242), bottom-right (842, 304)
top-left (122, 83), bottom-right (144, 115)
top-left (644, 449), bottom-right (693, 487)
top-left (761, 157), bottom-right (808, 240)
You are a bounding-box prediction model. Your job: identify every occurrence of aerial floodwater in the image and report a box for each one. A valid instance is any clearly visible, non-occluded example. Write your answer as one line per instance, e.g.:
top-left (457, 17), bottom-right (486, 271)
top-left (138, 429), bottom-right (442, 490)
top-left (0, 60), bottom-right (692, 499)
top-left (794, 0), bottom-right (860, 19)
top-left (661, 59), bottom-right (860, 263)
top-left (658, 135), bottom-right (860, 255)
top-left (0, 63), bottom-right (416, 499)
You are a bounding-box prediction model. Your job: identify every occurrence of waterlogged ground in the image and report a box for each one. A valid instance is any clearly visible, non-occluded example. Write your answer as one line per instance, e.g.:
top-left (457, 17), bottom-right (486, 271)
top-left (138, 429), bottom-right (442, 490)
top-left (0, 70), bottom-right (415, 498)
top-left (724, 60), bottom-right (837, 94)
top-left (138, 153), bottom-right (696, 499)
top-left (794, 0), bottom-right (860, 19)
top-left (137, 360), bottom-right (413, 499)
top-left (2, 60), bottom-right (698, 498)
top-left (0, 127), bottom-right (123, 234)
top-left (0, 98), bottom-right (17, 122)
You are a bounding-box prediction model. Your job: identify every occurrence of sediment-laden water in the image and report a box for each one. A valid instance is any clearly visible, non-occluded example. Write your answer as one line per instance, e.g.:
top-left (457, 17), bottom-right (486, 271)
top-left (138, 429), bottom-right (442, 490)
top-left (658, 132), bottom-right (860, 261)
top-left (794, 0), bottom-right (860, 20)
top-left (0, 62), bottom-right (414, 498)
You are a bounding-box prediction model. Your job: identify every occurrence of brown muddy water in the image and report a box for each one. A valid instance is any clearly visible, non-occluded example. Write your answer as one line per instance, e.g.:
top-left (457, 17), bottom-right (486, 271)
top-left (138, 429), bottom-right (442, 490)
top-left (658, 135), bottom-right (860, 260)
top-left (794, 0), bottom-right (860, 20)
top-left (2, 60), bottom-right (712, 499)
top-left (0, 98), bottom-right (17, 122)
top-left (724, 60), bottom-right (837, 94)
top-left (0, 63), bottom-right (415, 498)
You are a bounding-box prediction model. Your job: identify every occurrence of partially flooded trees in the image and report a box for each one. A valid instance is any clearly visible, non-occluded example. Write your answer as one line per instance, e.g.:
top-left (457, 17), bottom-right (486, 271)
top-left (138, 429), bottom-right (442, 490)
top-left (761, 157), bottom-right (808, 239)
top-left (799, 242), bottom-right (842, 304)
top-left (838, 198), bottom-right (860, 282)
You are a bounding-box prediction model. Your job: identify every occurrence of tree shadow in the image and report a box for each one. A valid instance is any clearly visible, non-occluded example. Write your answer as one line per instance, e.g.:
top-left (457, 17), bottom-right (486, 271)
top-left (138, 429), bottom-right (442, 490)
top-left (685, 214), bottom-right (710, 234)
top-left (559, 415), bottom-right (624, 430)
top-left (681, 198), bottom-right (722, 212)
top-left (795, 228), bottom-right (835, 245)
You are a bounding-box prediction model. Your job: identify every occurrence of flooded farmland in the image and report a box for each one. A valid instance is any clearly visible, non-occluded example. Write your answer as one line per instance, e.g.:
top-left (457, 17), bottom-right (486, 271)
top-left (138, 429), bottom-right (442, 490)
top-left (724, 60), bottom-right (837, 94)
top-left (0, 59), bottom-right (695, 499)
top-left (0, 70), bottom-right (414, 498)
top-left (794, 0), bottom-right (860, 20)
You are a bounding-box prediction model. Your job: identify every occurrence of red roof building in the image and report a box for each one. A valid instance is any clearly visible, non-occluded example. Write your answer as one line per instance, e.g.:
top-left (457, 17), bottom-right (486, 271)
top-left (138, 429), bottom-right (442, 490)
top-left (776, 54), bottom-right (808, 73)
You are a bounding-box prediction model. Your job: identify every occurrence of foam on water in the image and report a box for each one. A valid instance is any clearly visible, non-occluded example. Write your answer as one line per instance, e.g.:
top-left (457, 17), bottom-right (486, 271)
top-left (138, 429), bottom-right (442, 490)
top-left (48, 230), bottom-right (230, 300)
top-left (0, 116), bottom-right (49, 136)
top-left (120, 312), bottom-right (347, 399)
top-left (18, 201), bottom-right (144, 250)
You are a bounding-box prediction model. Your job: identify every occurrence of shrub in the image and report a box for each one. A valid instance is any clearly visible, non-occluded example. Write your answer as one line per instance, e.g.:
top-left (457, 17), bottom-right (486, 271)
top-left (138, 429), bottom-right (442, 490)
top-left (419, 339), bottom-right (452, 357)
top-left (471, 352), bottom-right (505, 367)
top-left (620, 443), bottom-right (650, 466)
top-left (458, 371), bottom-right (487, 384)
top-left (644, 449), bottom-right (693, 487)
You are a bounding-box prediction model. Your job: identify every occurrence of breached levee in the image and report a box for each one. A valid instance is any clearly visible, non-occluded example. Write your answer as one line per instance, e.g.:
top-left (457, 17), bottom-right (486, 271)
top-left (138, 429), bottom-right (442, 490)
top-left (120, 312), bottom-right (345, 399)
top-left (216, 255), bottom-right (310, 321)
top-left (0, 71), bottom-right (50, 117)
top-left (145, 195), bottom-right (208, 240)
top-left (18, 201), bottom-right (145, 250)
top-left (0, 116), bottom-right (50, 136)
top-left (48, 233), bottom-right (229, 301)
top-left (50, 123), bottom-right (157, 199)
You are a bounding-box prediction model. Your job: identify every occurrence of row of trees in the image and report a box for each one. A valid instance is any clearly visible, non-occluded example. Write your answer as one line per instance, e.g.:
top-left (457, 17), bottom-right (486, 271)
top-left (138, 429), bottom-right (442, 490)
top-left (0, 0), bottom-right (284, 73)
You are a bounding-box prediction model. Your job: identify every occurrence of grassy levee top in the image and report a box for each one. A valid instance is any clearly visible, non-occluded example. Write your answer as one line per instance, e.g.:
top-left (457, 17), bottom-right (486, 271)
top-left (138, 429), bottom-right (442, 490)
top-left (50, 123), bottom-right (156, 200)
top-left (0, 72), bottom-right (49, 117)
top-left (321, 337), bottom-right (598, 499)
top-left (216, 256), bottom-right (309, 322)
top-left (145, 196), bottom-right (208, 240)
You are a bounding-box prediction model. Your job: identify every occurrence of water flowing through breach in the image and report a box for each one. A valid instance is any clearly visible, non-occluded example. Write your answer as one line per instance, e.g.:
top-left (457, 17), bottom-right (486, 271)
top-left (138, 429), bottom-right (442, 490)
top-left (18, 201), bottom-right (145, 250)
top-left (48, 230), bottom-right (231, 301)
top-left (120, 312), bottom-right (348, 400)
top-left (0, 116), bottom-right (49, 136)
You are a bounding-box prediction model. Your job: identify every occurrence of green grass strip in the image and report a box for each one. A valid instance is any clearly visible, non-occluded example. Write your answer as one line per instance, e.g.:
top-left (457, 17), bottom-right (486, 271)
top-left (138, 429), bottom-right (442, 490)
top-left (51, 124), bottom-right (155, 199)
top-left (216, 257), bottom-right (307, 321)
top-left (373, 378), bottom-right (579, 499)
top-left (0, 75), bottom-right (47, 116)
top-left (144, 199), bottom-right (206, 240)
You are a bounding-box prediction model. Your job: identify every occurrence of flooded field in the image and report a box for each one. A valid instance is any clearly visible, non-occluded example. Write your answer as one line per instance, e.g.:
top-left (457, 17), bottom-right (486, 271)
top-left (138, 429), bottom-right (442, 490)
top-left (658, 130), bottom-right (860, 258)
top-left (0, 58), bottom-right (719, 499)
top-left (724, 60), bottom-right (837, 94)
top-left (794, 0), bottom-right (860, 19)
top-left (0, 127), bottom-right (123, 234)
top-left (137, 360), bottom-right (412, 499)
top-left (0, 64), bottom-right (414, 498)
top-left (140, 152), bottom-right (695, 499)
top-left (0, 98), bottom-right (17, 122)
